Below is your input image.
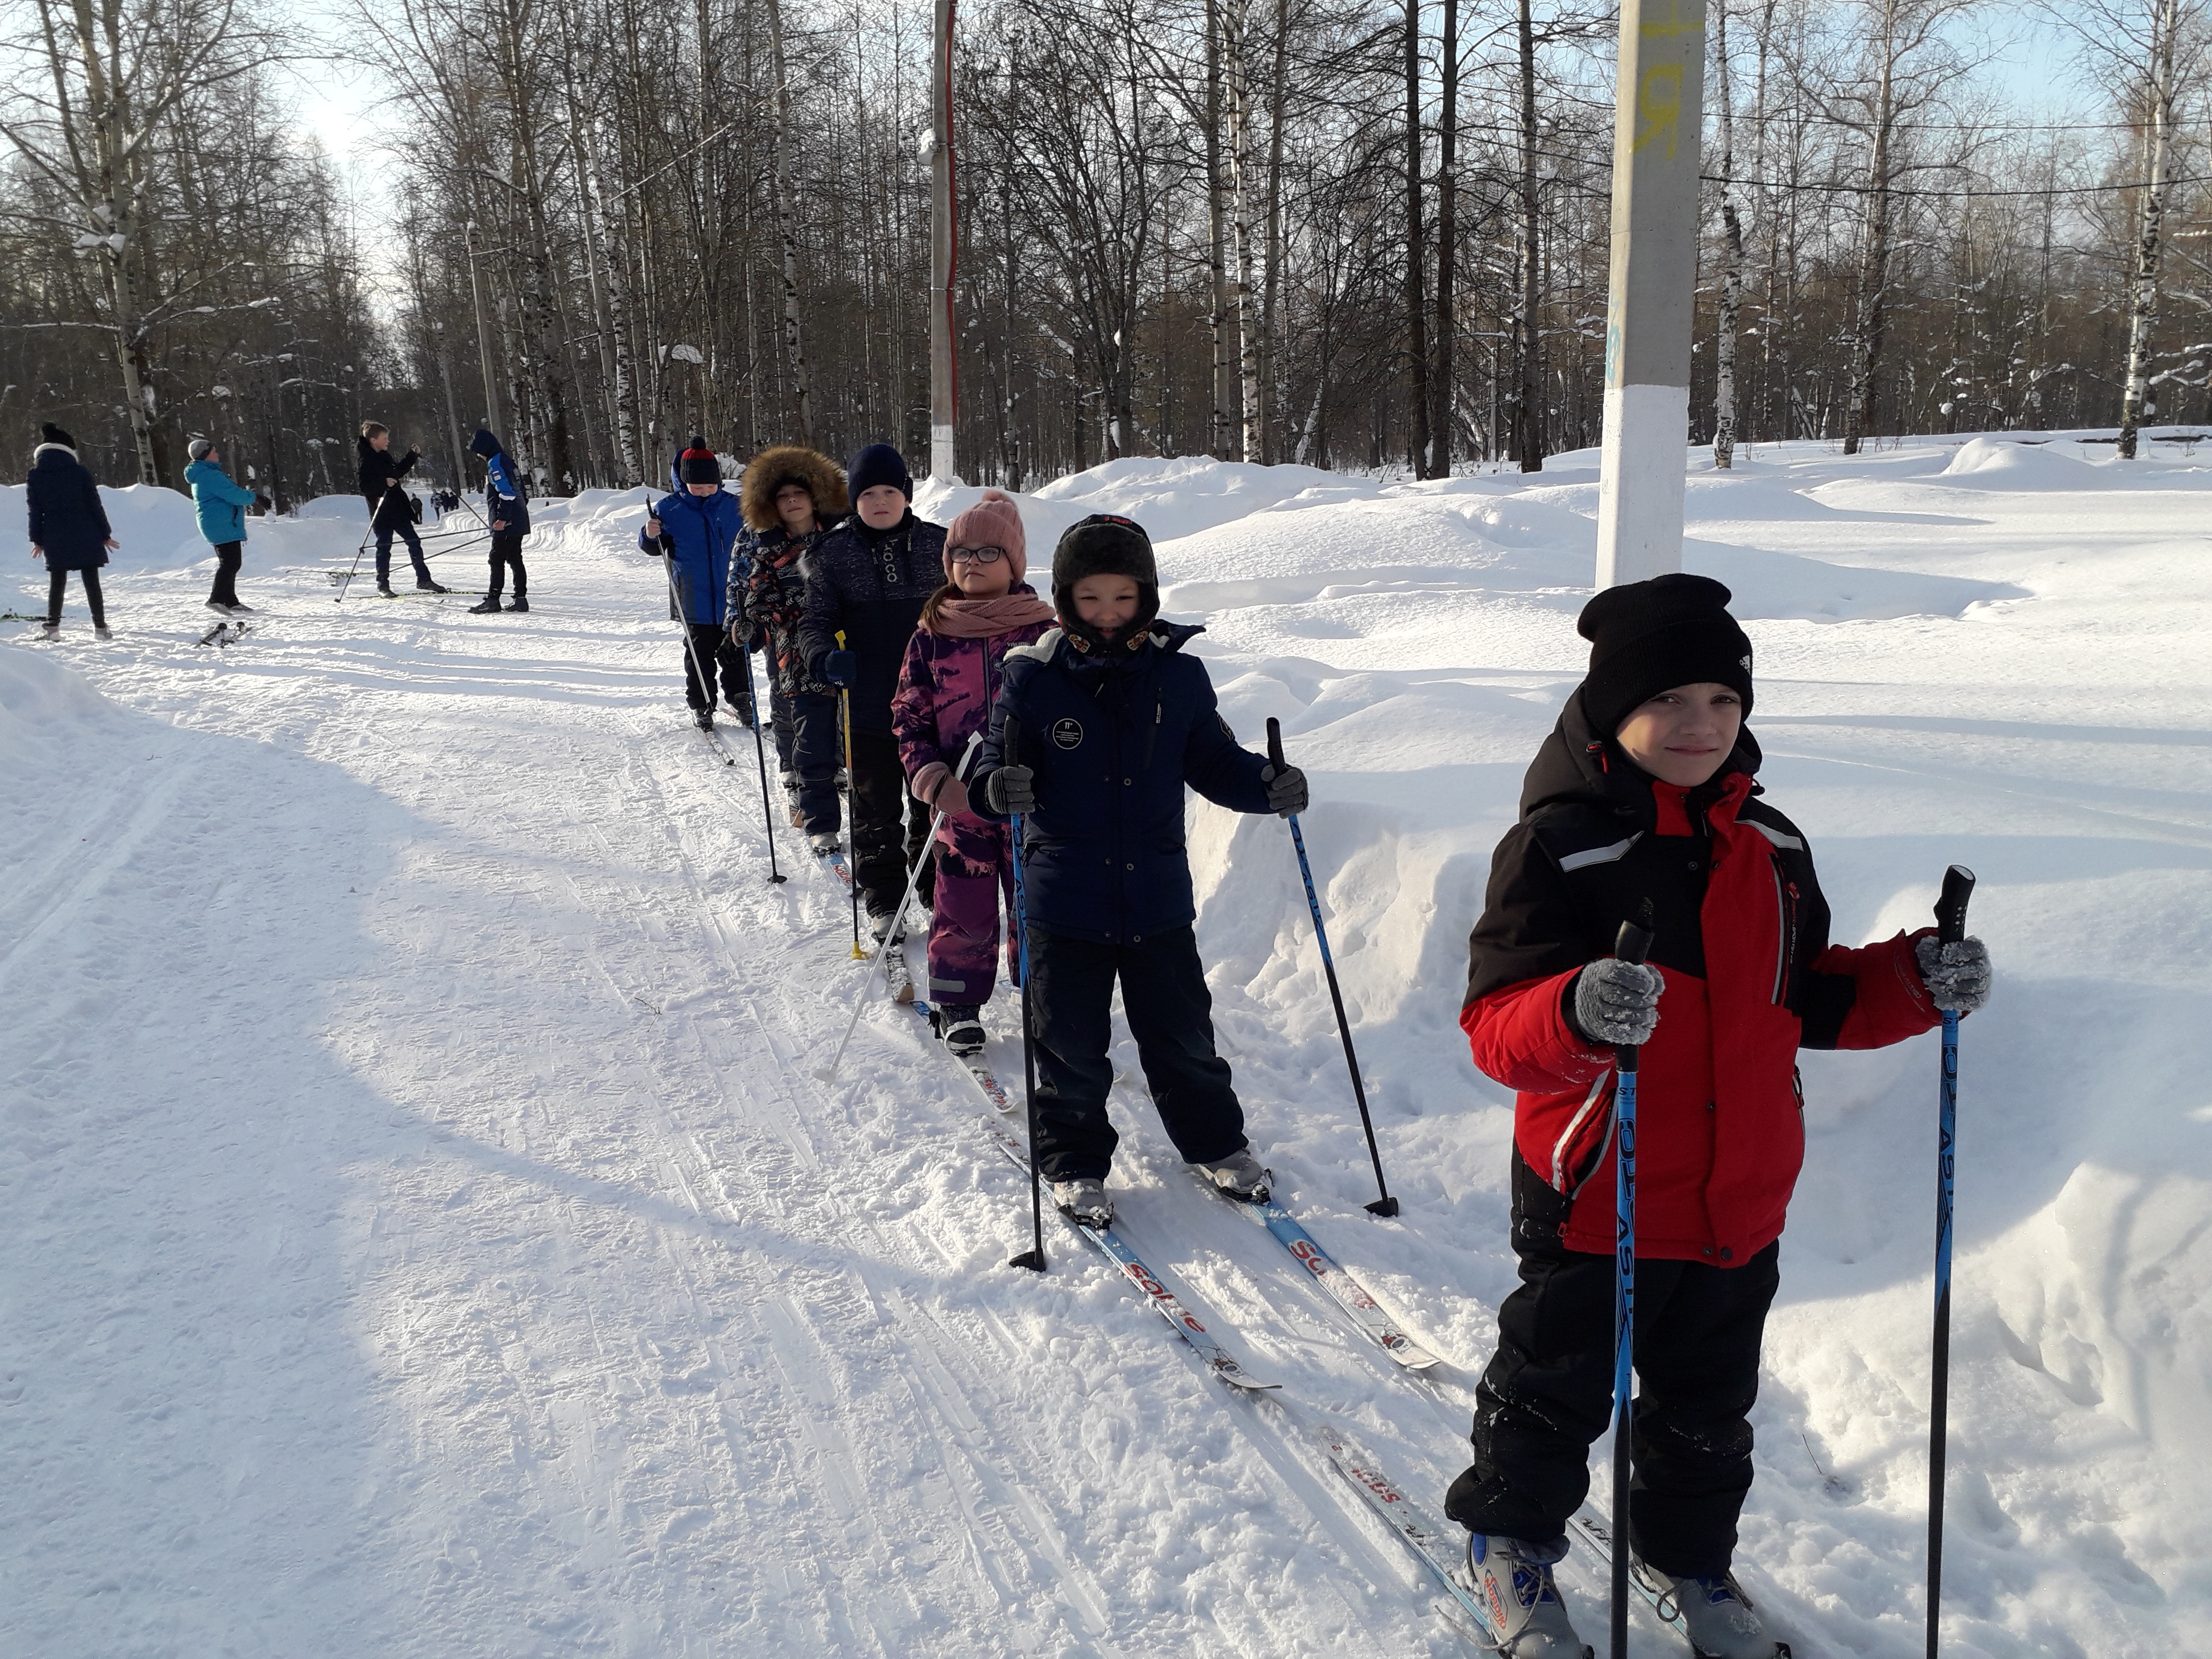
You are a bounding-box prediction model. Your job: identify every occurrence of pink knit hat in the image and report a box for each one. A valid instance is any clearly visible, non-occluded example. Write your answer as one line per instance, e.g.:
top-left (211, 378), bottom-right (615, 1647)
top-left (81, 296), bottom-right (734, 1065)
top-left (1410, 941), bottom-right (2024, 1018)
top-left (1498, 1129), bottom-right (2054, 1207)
top-left (943, 489), bottom-right (1028, 585)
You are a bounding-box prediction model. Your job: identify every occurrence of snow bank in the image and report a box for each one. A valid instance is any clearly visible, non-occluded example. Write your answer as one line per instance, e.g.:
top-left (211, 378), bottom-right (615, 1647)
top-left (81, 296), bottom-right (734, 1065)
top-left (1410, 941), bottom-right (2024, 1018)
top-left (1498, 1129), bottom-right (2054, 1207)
top-left (1938, 436), bottom-right (2104, 487)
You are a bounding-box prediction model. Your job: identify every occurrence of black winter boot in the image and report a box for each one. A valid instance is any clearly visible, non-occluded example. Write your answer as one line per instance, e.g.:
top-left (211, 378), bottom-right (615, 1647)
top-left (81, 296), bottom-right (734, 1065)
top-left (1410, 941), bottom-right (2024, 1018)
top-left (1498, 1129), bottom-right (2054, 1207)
top-left (468, 594), bottom-right (502, 614)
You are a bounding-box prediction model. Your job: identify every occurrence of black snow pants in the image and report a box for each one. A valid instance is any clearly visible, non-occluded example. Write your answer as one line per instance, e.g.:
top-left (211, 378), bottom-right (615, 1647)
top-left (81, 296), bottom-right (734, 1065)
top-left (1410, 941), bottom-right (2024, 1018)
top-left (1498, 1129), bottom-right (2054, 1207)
top-left (47, 565), bottom-right (105, 626)
top-left (487, 531), bottom-right (527, 599)
top-left (375, 520), bottom-right (432, 587)
top-left (849, 728), bottom-right (931, 922)
top-left (1025, 924), bottom-right (1248, 1183)
top-left (682, 624), bottom-right (752, 719)
top-left (1444, 1171), bottom-right (1781, 1581)
top-left (793, 691), bottom-right (841, 836)
top-left (208, 542), bottom-right (243, 608)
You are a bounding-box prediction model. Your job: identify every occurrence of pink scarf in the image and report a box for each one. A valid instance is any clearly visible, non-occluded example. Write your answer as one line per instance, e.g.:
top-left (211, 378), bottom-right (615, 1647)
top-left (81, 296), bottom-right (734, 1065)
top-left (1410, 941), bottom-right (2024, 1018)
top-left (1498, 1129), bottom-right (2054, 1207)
top-left (925, 587), bottom-right (1056, 639)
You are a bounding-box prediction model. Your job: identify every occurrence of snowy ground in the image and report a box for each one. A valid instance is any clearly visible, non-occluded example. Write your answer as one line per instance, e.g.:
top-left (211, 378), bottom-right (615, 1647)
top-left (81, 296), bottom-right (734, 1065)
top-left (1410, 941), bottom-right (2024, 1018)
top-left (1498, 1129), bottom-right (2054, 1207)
top-left (3, 434), bottom-right (2208, 1656)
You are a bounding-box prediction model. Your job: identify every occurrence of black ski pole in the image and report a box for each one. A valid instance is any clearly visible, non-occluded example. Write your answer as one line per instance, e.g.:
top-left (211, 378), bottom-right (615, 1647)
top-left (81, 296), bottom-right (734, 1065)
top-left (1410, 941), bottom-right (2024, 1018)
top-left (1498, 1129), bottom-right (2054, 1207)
top-left (334, 483), bottom-right (397, 604)
top-left (738, 623), bottom-right (785, 882)
top-left (839, 630), bottom-right (862, 957)
top-left (1004, 714), bottom-right (1048, 1274)
top-left (1265, 717), bottom-right (1398, 1217)
top-left (1926, 863), bottom-right (1975, 1659)
top-left (1608, 903), bottom-right (1655, 1659)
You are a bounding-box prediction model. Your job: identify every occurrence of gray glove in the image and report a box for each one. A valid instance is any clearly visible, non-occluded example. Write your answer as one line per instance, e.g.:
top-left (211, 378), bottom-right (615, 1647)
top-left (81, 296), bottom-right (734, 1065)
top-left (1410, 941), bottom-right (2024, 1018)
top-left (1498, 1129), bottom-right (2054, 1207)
top-left (985, 764), bottom-right (1036, 816)
top-left (1572, 959), bottom-right (1664, 1048)
top-left (1916, 935), bottom-right (1991, 1013)
top-left (1261, 761), bottom-right (1308, 817)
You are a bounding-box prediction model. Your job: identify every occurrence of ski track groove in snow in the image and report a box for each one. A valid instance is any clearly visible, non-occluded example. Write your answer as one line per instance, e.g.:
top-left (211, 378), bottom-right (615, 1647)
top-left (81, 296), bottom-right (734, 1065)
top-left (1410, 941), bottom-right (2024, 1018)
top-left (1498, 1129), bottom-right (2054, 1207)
top-left (6, 443), bottom-right (2211, 1655)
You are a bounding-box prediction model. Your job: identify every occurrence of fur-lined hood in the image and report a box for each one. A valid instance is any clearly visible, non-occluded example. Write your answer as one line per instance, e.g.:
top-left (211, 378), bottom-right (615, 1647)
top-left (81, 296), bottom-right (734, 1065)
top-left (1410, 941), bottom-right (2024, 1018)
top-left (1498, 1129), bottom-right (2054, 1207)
top-left (740, 445), bottom-right (847, 533)
top-left (31, 441), bottom-right (78, 464)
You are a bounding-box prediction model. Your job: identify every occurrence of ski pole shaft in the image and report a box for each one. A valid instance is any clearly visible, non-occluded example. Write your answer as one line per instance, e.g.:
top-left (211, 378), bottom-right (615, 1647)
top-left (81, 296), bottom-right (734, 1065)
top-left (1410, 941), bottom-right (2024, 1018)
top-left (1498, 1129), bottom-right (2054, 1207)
top-left (817, 731), bottom-right (983, 1085)
top-left (839, 629), bottom-right (861, 957)
top-left (660, 551), bottom-right (724, 759)
top-left (1927, 862), bottom-right (1975, 1659)
top-left (740, 632), bottom-right (784, 882)
top-left (1265, 719), bottom-right (1398, 1217)
top-left (1609, 907), bottom-right (1655, 1659)
top-left (334, 483), bottom-right (398, 603)
top-left (1004, 715), bottom-right (1048, 1273)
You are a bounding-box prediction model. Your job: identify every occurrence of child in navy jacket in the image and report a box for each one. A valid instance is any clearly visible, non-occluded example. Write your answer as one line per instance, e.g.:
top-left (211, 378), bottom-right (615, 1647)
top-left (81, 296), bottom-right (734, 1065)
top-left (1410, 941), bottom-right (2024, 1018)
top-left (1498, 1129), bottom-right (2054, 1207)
top-left (969, 515), bottom-right (1307, 1227)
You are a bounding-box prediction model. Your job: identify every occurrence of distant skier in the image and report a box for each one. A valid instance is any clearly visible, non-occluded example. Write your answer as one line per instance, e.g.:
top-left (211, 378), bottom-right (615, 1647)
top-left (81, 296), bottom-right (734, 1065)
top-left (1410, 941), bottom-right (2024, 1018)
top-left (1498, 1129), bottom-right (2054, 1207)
top-left (356, 421), bottom-right (446, 596)
top-left (1441, 574), bottom-right (1993, 1658)
top-left (734, 444), bottom-right (846, 828)
top-left (186, 437), bottom-right (258, 615)
top-left (26, 423), bottom-right (116, 641)
top-left (466, 429), bottom-right (530, 615)
top-left (798, 442), bottom-right (942, 928)
top-left (640, 437), bottom-right (750, 731)
top-left (968, 514), bottom-right (1307, 1225)
top-left (891, 490), bottom-right (1056, 1057)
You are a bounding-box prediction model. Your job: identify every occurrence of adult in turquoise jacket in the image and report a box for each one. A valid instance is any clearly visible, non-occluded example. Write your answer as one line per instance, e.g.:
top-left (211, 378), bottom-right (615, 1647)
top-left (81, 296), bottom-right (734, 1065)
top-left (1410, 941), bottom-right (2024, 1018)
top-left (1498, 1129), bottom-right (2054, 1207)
top-left (637, 436), bottom-right (753, 728)
top-left (186, 437), bottom-right (258, 613)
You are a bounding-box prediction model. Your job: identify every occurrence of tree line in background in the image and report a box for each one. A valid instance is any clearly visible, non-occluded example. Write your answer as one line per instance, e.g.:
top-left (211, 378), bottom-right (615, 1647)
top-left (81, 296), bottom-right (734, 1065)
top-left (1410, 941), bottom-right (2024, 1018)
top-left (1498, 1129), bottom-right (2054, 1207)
top-left (3, 0), bottom-right (2209, 502)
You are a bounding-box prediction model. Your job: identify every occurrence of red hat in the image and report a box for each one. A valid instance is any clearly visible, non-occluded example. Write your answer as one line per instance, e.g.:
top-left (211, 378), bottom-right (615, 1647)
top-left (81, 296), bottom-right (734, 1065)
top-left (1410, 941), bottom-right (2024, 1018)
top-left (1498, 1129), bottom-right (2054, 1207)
top-left (944, 489), bottom-right (1029, 585)
top-left (678, 437), bottom-right (719, 486)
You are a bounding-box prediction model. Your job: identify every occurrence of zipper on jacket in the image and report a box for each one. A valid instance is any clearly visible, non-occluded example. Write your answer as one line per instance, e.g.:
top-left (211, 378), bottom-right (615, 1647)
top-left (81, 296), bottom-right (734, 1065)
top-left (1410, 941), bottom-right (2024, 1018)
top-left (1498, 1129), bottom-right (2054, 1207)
top-left (1143, 688), bottom-right (1163, 768)
top-left (1770, 860), bottom-right (1799, 1004)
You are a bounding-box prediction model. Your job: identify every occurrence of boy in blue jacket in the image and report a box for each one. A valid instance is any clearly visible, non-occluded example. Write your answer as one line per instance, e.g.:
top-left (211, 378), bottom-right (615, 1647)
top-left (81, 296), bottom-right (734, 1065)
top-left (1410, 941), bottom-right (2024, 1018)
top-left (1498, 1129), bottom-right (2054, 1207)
top-left (970, 514), bottom-right (1308, 1226)
top-left (467, 428), bottom-right (530, 614)
top-left (639, 437), bottom-right (751, 730)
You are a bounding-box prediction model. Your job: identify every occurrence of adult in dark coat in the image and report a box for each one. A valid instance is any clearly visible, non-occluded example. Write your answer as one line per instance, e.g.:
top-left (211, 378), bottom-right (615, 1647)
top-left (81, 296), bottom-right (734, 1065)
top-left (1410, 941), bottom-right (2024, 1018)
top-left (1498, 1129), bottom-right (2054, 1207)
top-left (356, 421), bottom-right (442, 595)
top-left (26, 423), bottom-right (116, 635)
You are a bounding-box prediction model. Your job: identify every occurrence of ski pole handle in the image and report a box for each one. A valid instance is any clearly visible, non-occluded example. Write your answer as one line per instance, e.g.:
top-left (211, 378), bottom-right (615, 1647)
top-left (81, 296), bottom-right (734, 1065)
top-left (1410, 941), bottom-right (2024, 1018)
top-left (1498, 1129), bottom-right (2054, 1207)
top-left (1614, 915), bottom-right (1654, 968)
top-left (1003, 714), bottom-right (1021, 771)
top-left (1936, 865), bottom-right (1975, 945)
top-left (1266, 715), bottom-right (1287, 773)
top-left (1611, 904), bottom-right (1656, 1074)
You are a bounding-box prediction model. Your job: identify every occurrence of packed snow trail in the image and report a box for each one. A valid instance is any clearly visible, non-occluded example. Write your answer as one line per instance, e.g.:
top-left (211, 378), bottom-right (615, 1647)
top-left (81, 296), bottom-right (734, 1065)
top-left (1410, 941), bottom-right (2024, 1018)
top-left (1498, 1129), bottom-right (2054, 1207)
top-left (5, 434), bottom-right (2211, 1655)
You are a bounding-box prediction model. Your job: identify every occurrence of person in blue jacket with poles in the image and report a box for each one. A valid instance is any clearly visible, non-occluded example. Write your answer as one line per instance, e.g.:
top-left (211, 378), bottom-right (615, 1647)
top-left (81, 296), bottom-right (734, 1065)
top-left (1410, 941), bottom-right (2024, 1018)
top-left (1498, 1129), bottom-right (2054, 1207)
top-left (967, 514), bottom-right (1310, 1228)
top-left (186, 437), bottom-right (259, 615)
top-left (639, 436), bottom-right (752, 730)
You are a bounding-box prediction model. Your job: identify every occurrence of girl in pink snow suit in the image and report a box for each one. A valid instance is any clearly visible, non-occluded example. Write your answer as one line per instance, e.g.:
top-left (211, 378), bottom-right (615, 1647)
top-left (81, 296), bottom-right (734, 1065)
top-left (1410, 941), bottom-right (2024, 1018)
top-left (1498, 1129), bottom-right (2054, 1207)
top-left (891, 490), bottom-right (1057, 1056)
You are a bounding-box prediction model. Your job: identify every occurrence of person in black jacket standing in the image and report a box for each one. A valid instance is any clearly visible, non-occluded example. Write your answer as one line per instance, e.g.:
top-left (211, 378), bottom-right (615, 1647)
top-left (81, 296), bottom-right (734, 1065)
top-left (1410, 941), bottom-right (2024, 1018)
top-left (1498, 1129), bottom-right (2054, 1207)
top-left (799, 442), bottom-right (943, 932)
top-left (357, 421), bottom-right (446, 596)
top-left (26, 423), bottom-right (117, 640)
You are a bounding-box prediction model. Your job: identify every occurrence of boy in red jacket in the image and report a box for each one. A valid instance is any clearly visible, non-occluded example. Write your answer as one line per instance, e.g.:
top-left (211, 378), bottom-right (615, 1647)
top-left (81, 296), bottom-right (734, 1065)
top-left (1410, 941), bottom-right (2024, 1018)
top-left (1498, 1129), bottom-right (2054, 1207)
top-left (1445, 574), bottom-right (1991, 1659)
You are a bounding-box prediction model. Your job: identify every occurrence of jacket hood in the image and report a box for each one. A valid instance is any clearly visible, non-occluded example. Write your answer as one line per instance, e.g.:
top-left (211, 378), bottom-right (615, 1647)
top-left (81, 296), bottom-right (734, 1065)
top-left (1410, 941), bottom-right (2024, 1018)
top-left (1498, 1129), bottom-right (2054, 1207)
top-left (741, 445), bottom-right (848, 532)
top-left (185, 457), bottom-right (227, 482)
top-left (31, 442), bottom-right (78, 466)
top-left (357, 435), bottom-right (382, 460)
top-left (469, 428), bottom-right (503, 459)
top-left (1520, 685), bottom-right (1763, 825)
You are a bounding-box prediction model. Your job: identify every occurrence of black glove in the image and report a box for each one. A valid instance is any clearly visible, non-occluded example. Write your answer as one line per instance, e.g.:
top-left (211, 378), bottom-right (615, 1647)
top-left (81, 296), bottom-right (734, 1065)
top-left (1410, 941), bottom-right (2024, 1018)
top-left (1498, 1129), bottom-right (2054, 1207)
top-left (985, 764), bottom-right (1036, 815)
top-left (1915, 935), bottom-right (1992, 1012)
top-left (1570, 959), bottom-right (1664, 1047)
top-left (824, 648), bottom-right (856, 687)
top-left (1261, 761), bottom-right (1307, 817)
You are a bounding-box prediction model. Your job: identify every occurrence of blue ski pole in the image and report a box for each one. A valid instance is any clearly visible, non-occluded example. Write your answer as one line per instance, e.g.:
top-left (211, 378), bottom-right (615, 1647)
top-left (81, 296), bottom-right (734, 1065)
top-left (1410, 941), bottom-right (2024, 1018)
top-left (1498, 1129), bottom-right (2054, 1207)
top-left (1927, 863), bottom-right (1976, 1658)
top-left (1003, 715), bottom-right (1048, 1273)
top-left (1265, 717), bottom-right (1397, 1217)
top-left (1608, 906), bottom-right (1655, 1659)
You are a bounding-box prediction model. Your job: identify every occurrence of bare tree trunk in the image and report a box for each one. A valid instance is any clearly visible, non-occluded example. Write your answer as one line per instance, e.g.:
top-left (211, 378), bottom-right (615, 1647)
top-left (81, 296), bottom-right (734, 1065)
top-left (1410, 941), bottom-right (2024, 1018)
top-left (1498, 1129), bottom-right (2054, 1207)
top-left (1228, 0), bottom-right (1260, 461)
top-left (1258, 0), bottom-right (1290, 463)
top-left (1514, 0), bottom-right (1543, 471)
top-left (1204, 0), bottom-right (1236, 457)
top-left (1431, 0), bottom-right (1456, 474)
top-left (764, 0), bottom-right (817, 445)
top-left (2119, 0), bottom-right (2181, 460)
top-left (1713, 0), bottom-right (1745, 468)
top-left (1844, 0), bottom-right (1897, 457)
top-left (1402, 0), bottom-right (1431, 476)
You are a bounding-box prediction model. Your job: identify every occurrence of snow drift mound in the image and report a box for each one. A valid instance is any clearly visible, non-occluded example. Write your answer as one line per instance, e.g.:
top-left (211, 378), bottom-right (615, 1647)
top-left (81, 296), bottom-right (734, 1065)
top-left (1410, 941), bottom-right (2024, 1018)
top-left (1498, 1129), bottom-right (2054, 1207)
top-left (0, 646), bottom-right (128, 770)
top-left (1937, 436), bottom-right (2101, 487)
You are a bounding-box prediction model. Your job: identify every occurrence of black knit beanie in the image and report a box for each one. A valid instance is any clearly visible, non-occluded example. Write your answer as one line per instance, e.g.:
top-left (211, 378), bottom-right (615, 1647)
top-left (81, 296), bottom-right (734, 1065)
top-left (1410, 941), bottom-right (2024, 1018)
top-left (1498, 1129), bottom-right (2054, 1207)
top-left (678, 436), bottom-right (720, 486)
top-left (1575, 573), bottom-right (1754, 737)
top-left (40, 422), bottom-right (74, 449)
top-left (1051, 514), bottom-right (1160, 651)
